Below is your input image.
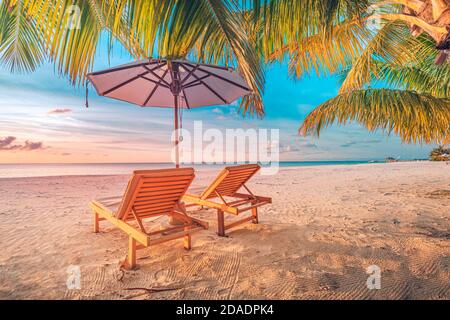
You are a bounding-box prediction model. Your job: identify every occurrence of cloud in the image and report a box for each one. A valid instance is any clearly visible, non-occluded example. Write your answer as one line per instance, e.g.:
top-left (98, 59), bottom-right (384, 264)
top-left (280, 141), bottom-right (317, 153)
top-left (341, 141), bottom-right (357, 148)
top-left (61, 152), bottom-right (71, 156)
top-left (341, 139), bottom-right (381, 148)
top-left (363, 138), bottom-right (381, 144)
top-left (48, 108), bottom-right (72, 114)
top-left (0, 136), bottom-right (17, 149)
top-left (212, 108), bottom-right (223, 114)
top-left (300, 141), bottom-right (317, 149)
top-left (21, 140), bottom-right (44, 150)
top-left (0, 136), bottom-right (45, 151)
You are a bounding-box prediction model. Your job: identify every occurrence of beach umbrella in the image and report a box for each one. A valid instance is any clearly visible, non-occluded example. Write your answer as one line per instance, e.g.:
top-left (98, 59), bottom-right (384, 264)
top-left (87, 59), bottom-right (251, 167)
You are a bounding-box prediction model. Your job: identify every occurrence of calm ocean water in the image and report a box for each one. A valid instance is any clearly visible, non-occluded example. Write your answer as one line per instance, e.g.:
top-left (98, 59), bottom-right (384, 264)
top-left (0, 161), bottom-right (377, 179)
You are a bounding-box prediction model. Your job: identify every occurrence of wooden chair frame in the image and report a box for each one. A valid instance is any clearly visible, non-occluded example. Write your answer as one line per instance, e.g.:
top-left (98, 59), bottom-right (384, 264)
top-left (90, 168), bottom-right (208, 269)
top-left (182, 165), bottom-right (271, 236)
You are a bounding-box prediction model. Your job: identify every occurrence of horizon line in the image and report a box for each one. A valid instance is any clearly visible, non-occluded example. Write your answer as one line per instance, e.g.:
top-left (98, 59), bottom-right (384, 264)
top-left (0, 159), bottom-right (428, 165)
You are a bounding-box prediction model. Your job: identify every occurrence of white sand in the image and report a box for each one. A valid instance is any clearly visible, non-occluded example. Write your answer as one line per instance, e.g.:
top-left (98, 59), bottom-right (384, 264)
top-left (0, 162), bottom-right (449, 300)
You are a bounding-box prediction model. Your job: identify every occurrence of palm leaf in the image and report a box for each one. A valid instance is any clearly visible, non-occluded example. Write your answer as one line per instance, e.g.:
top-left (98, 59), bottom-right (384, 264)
top-left (268, 18), bottom-right (369, 78)
top-left (375, 61), bottom-right (450, 98)
top-left (5, 0), bottom-right (265, 114)
top-left (300, 89), bottom-right (450, 144)
top-left (339, 21), bottom-right (419, 93)
top-left (122, 0), bottom-right (265, 115)
top-left (372, 34), bottom-right (450, 98)
top-left (0, 0), bottom-right (46, 73)
top-left (25, 0), bottom-right (144, 85)
top-left (255, 0), bottom-right (369, 58)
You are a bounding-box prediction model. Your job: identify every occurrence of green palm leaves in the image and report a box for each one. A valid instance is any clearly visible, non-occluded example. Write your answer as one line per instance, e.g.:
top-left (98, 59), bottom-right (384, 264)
top-left (286, 6), bottom-right (450, 144)
top-left (0, 0), bottom-right (449, 144)
top-left (299, 89), bottom-right (450, 144)
top-left (0, 0), bottom-right (46, 73)
top-left (0, 0), bottom-right (265, 114)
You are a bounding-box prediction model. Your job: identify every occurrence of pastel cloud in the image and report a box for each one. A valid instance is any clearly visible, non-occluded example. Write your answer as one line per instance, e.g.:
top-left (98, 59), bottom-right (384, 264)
top-left (0, 136), bottom-right (45, 151)
top-left (341, 141), bottom-right (357, 148)
top-left (0, 136), bottom-right (16, 149)
top-left (280, 140), bottom-right (318, 153)
top-left (341, 138), bottom-right (382, 148)
top-left (48, 108), bottom-right (72, 114)
top-left (21, 140), bottom-right (44, 150)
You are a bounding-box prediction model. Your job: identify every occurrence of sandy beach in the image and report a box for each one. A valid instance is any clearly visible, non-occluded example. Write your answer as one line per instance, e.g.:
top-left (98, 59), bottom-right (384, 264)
top-left (0, 162), bottom-right (448, 300)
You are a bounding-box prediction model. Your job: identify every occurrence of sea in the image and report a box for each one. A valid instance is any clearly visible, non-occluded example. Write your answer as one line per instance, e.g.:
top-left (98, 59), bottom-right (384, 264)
top-left (0, 161), bottom-right (382, 179)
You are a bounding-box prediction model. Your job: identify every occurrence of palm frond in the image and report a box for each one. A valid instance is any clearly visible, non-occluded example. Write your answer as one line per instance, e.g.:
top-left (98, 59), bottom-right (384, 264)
top-left (255, 0), bottom-right (370, 58)
top-left (369, 34), bottom-right (450, 98)
top-left (300, 89), bottom-right (450, 144)
top-left (0, 0), bottom-right (46, 73)
top-left (375, 61), bottom-right (450, 98)
top-left (194, 0), bottom-right (264, 115)
top-left (339, 21), bottom-right (419, 93)
top-left (26, 0), bottom-right (145, 85)
top-left (6, 0), bottom-right (265, 114)
top-left (268, 18), bottom-right (369, 78)
top-left (122, 0), bottom-right (265, 115)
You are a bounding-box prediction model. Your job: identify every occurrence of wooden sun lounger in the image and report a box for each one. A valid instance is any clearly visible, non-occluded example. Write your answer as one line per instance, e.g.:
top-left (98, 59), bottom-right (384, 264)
top-left (182, 164), bottom-right (271, 237)
top-left (90, 168), bottom-right (208, 269)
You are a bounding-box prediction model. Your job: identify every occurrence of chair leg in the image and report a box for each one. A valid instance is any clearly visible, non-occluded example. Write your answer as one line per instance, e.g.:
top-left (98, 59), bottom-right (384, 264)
top-left (93, 212), bottom-right (100, 233)
top-left (184, 234), bottom-right (192, 250)
top-left (127, 237), bottom-right (137, 270)
top-left (252, 207), bottom-right (259, 224)
top-left (217, 209), bottom-right (226, 237)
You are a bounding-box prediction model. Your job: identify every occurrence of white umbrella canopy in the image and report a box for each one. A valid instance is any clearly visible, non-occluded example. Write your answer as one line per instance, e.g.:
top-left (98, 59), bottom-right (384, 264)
top-left (87, 58), bottom-right (251, 167)
top-left (88, 59), bottom-right (251, 108)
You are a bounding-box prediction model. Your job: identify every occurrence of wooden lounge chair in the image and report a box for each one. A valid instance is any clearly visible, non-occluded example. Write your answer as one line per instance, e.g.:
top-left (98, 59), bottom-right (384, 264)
top-left (182, 164), bottom-right (271, 237)
top-left (90, 168), bottom-right (208, 269)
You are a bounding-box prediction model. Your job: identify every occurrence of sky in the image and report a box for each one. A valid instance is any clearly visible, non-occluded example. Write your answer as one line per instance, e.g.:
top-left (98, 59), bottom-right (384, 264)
top-left (0, 39), bottom-right (434, 164)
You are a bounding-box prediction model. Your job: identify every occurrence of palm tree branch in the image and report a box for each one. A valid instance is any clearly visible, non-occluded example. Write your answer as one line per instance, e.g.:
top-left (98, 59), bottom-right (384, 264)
top-left (0, 0), bottom-right (46, 73)
top-left (300, 88), bottom-right (450, 144)
top-left (267, 18), bottom-right (370, 78)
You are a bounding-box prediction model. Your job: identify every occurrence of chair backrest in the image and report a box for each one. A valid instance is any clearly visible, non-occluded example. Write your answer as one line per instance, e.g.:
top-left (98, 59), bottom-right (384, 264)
top-left (200, 164), bottom-right (260, 199)
top-left (116, 168), bottom-right (195, 221)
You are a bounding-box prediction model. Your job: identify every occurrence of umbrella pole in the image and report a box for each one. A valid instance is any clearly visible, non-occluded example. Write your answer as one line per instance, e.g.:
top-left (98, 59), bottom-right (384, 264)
top-left (170, 93), bottom-right (184, 226)
top-left (174, 95), bottom-right (180, 168)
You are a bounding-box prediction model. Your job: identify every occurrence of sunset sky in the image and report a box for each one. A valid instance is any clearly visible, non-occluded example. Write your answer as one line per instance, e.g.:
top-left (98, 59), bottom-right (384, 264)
top-left (0, 39), bottom-right (433, 164)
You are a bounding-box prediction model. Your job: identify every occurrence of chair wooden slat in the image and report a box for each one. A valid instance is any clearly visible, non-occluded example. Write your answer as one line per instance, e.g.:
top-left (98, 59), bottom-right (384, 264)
top-left (90, 167), bottom-right (208, 270)
top-left (137, 185), bottom-right (188, 193)
top-left (133, 210), bottom-right (178, 219)
top-left (135, 188), bottom-right (190, 198)
top-left (201, 164), bottom-right (260, 199)
top-left (114, 168), bottom-right (194, 220)
top-left (138, 175), bottom-right (194, 183)
top-left (140, 179), bottom-right (194, 188)
top-left (133, 203), bottom-right (175, 212)
top-left (134, 195), bottom-right (181, 205)
top-left (182, 164), bottom-right (271, 237)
